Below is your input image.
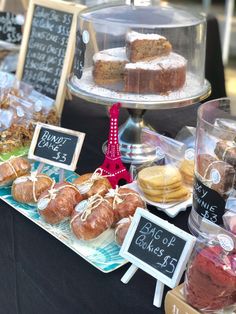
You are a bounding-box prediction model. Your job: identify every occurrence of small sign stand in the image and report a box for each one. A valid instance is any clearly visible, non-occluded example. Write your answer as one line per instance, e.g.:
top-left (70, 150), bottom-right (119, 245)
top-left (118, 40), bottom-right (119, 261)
top-left (28, 122), bottom-right (85, 173)
top-left (120, 208), bottom-right (196, 308)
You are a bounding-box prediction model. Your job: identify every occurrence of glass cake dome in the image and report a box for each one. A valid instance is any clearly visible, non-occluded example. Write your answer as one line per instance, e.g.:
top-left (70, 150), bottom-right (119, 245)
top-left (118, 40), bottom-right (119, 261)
top-left (69, 1), bottom-right (211, 108)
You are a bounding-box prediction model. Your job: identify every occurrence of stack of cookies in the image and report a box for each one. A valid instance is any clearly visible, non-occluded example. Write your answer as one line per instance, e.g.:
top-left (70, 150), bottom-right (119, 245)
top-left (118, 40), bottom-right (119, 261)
top-left (179, 159), bottom-right (194, 186)
top-left (137, 165), bottom-right (190, 203)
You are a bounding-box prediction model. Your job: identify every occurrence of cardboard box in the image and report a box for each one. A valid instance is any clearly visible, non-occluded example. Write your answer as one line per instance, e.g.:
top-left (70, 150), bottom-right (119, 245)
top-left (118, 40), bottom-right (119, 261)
top-left (165, 284), bottom-right (200, 314)
top-left (165, 284), bottom-right (236, 314)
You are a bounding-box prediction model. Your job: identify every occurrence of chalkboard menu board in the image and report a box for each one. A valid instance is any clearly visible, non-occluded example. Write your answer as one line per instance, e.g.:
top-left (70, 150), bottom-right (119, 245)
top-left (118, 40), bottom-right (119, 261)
top-left (22, 6), bottom-right (72, 99)
top-left (28, 123), bottom-right (85, 171)
top-left (16, 0), bottom-right (85, 115)
top-left (0, 12), bottom-right (23, 44)
top-left (120, 208), bottom-right (196, 288)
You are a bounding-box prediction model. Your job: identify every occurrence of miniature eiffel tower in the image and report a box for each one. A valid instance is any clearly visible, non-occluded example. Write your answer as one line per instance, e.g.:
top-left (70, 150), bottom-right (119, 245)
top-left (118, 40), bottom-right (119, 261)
top-left (99, 103), bottom-right (132, 188)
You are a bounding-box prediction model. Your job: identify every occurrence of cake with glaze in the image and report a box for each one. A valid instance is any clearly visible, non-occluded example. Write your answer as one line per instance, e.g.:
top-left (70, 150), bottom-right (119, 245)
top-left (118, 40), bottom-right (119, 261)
top-left (124, 52), bottom-right (187, 94)
top-left (126, 31), bottom-right (172, 62)
top-left (92, 47), bottom-right (128, 86)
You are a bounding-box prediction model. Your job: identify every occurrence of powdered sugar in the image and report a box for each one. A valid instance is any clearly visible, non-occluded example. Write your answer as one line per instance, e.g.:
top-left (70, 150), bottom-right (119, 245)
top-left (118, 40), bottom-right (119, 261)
top-left (125, 52), bottom-right (187, 70)
top-left (93, 47), bottom-right (128, 62)
top-left (126, 31), bottom-right (166, 42)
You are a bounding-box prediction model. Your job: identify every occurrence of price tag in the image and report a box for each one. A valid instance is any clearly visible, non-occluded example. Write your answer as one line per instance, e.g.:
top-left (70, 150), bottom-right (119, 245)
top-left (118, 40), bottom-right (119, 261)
top-left (28, 122), bottom-right (85, 171)
top-left (16, 0), bottom-right (85, 115)
top-left (120, 208), bottom-right (196, 307)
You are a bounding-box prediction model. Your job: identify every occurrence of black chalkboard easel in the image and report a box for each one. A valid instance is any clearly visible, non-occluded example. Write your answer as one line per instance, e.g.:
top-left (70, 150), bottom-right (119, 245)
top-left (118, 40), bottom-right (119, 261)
top-left (16, 0), bottom-right (85, 115)
top-left (120, 208), bottom-right (196, 308)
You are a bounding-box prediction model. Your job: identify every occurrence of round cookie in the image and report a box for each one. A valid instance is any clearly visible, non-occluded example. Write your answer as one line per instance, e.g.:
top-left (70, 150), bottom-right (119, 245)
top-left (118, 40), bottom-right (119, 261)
top-left (138, 165), bottom-right (182, 189)
top-left (143, 186), bottom-right (190, 203)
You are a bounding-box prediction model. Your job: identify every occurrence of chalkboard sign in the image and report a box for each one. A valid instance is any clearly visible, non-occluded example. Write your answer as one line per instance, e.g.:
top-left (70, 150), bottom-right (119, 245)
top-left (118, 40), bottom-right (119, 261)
top-left (28, 123), bottom-right (85, 171)
top-left (0, 12), bottom-right (23, 44)
top-left (120, 208), bottom-right (196, 289)
top-left (193, 176), bottom-right (225, 225)
top-left (73, 29), bottom-right (86, 79)
top-left (16, 0), bottom-right (85, 115)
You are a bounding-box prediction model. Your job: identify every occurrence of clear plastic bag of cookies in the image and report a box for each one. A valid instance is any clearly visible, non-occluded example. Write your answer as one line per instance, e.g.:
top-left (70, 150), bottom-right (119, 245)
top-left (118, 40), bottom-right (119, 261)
top-left (133, 128), bottom-right (191, 204)
top-left (183, 220), bottom-right (236, 313)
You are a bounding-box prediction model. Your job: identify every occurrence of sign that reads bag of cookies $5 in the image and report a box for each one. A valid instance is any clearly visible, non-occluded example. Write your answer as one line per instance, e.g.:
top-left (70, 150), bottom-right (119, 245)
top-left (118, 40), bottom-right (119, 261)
top-left (120, 208), bottom-right (196, 308)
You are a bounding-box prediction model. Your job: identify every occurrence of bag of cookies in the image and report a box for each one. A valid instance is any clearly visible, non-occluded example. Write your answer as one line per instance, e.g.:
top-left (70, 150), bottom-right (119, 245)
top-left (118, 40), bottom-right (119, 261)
top-left (134, 129), bottom-right (191, 204)
top-left (184, 220), bottom-right (236, 313)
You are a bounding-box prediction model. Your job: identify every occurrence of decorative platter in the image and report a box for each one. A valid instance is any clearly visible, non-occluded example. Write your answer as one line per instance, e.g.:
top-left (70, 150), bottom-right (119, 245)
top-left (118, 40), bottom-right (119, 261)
top-left (125, 181), bottom-right (192, 218)
top-left (0, 162), bottom-right (126, 273)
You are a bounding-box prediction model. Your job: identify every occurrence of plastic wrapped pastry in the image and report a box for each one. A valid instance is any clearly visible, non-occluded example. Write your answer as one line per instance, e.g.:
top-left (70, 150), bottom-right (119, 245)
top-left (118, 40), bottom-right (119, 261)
top-left (38, 182), bottom-right (83, 224)
top-left (12, 172), bottom-right (54, 204)
top-left (106, 187), bottom-right (145, 224)
top-left (70, 194), bottom-right (114, 240)
top-left (115, 217), bottom-right (132, 246)
top-left (73, 170), bottom-right (112, 199)
top-left (0, 157), bottom-right (31, 187)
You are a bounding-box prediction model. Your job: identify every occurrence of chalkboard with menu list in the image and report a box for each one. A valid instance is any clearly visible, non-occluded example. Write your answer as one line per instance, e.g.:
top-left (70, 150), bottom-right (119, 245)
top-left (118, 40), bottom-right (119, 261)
top-left (120, 208), bottom-right (196, 289)
top-left (0, 12), bottom-right (23, 44)
top-left (28, 122), bottom-right (85, 171)
top-left (16, 0), bottom-right (85, 115)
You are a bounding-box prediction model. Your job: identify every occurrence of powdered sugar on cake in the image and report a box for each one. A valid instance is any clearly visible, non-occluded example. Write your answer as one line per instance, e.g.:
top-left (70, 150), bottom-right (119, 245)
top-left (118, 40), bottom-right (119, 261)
top-left (93, 47), bottom-right (128, 62)
top-left (126, 31), bottom-right (166, 42)
top-left (125, 52), bottom-right (187, 70)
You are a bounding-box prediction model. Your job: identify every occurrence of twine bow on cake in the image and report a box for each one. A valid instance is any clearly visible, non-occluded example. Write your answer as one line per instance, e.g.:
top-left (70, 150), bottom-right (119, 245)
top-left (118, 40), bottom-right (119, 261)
top-left (105, 186), bottom-right (139, 209)
top-left (0, 156), bottom-right (19, 178)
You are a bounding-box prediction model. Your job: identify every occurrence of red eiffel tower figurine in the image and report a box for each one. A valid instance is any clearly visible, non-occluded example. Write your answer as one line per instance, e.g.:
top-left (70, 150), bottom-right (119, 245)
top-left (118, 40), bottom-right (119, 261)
top-left (99, 103), bottom-right (132, 188)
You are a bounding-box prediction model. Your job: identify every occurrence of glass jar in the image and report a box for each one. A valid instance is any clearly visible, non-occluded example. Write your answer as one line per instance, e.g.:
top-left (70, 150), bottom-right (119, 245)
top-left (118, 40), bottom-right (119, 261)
top-left (188, 97), bottom-right (236, 236)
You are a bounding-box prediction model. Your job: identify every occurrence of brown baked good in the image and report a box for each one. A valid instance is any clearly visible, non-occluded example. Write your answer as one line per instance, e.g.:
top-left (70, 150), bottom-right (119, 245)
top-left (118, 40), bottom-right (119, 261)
top-left (12, 173), bottom-right (54, 204)
top-left (70, 195), bottom-right (114, 240)
top-left (214, 140), bottom-right (236, 167)
top-left (115, 217), bottom-right (132, 246)
top-left (196, 153), bottom-right (235, 197)
top-left (38, 182), bottom-right (83, 224)
top-left (124, 52), bottom-right (187, 94)
top-left (106, 187), bottom-right (145, 224)
top-left (0, 157), bottom-right (31, 187)
top-left (92, 47), bottom-right (128, 86)
top-left (126, 31), bottom-right (172, 62)
top-left (73, 172), bottom-right (112, 199)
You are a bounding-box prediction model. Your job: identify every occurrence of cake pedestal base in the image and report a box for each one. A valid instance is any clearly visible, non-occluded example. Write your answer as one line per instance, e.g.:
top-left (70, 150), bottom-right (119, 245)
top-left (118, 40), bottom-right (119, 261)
top-left (103, 108), bottom-right (157, 164)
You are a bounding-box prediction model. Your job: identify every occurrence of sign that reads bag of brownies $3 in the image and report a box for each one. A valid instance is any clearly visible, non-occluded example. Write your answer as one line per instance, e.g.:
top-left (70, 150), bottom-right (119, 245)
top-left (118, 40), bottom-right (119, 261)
top-left (16, 0), bottom-right (85, 115)
top-left (28, 122), bottom-right (85, 171)
top-left (120, 208), bottom-right (196, 308)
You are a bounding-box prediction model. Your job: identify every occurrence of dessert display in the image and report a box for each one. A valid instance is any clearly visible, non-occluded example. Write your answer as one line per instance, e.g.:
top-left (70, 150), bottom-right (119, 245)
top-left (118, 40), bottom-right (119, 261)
top-left (137, 165), bottom-right (190, 203)
top-left (12, 172), bottom-right (54, 204)
top-left (115, 217), bottom-right (132, 246)
top-left (105, 187), bottom-right (145, 224)
top-left (92, 47), bottom-right (128, 86)
top-left (215, 140), bottom-right (236, 168)
top-left (92, 32), bottom-right (187, 94)
top-left (126, 31), bottom-right (172, 62)
top-left (73, 171), bottom-right (112, 199)
top-left (38, 182), bottom-right (83, 224)
top-left (0, 156), bottom-right (31, 187)
top-left (184, 245), bottom-right (236, 312)
top-left (70, 194), bottom-right (114, 240)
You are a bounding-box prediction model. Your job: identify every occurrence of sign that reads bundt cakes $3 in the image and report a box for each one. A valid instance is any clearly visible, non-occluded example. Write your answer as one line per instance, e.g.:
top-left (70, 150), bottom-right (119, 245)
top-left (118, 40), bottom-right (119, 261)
top-left (16, 0), bottom-right (85, 115)
top-left (120, 208), bottom-right (196, 308)
top-left (28, 122), bottom-right (85, 171)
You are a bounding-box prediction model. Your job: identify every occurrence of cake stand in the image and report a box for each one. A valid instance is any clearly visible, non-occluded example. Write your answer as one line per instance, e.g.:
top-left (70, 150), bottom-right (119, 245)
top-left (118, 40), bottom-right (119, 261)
top-left (68, 2), bottom-right (211, 163)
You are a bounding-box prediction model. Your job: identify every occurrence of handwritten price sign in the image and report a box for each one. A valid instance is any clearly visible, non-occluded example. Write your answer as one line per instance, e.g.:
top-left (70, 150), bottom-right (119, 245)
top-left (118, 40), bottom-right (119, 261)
top-left (28, 123), bottom-right (85, 171)
top-left (120, 208), bottom-right (195, 307)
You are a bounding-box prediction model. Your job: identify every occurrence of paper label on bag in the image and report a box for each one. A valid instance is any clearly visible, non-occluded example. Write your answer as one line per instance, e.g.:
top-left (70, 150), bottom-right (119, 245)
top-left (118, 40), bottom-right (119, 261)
top-left (210, 169), bottom-right (221, 184)
top-left (184, 148), bottom-right (195, 160)
top-left (217, 234), bottom-right (234, 252)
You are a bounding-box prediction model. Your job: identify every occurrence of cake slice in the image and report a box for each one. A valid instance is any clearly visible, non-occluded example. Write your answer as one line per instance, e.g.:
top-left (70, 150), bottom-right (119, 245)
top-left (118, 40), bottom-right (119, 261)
top-left (124, 52), bottom-right (187, 94)
top-left (126, 31), bottom-right (172, 62)
top-left (92, 47), bottom-right (128, 86)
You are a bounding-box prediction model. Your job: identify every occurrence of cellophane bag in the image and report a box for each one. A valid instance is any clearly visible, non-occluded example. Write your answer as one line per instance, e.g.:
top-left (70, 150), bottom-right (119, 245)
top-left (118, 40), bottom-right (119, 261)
top-left (184, 220), bottom-right (236, 313)
top-left (131, 128), bottom-right (192, 205)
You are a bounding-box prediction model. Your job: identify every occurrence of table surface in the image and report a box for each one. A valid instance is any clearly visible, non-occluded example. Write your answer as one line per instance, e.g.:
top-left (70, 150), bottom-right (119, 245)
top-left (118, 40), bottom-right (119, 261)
top-left (0, 14), bottom-right (226, 314)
